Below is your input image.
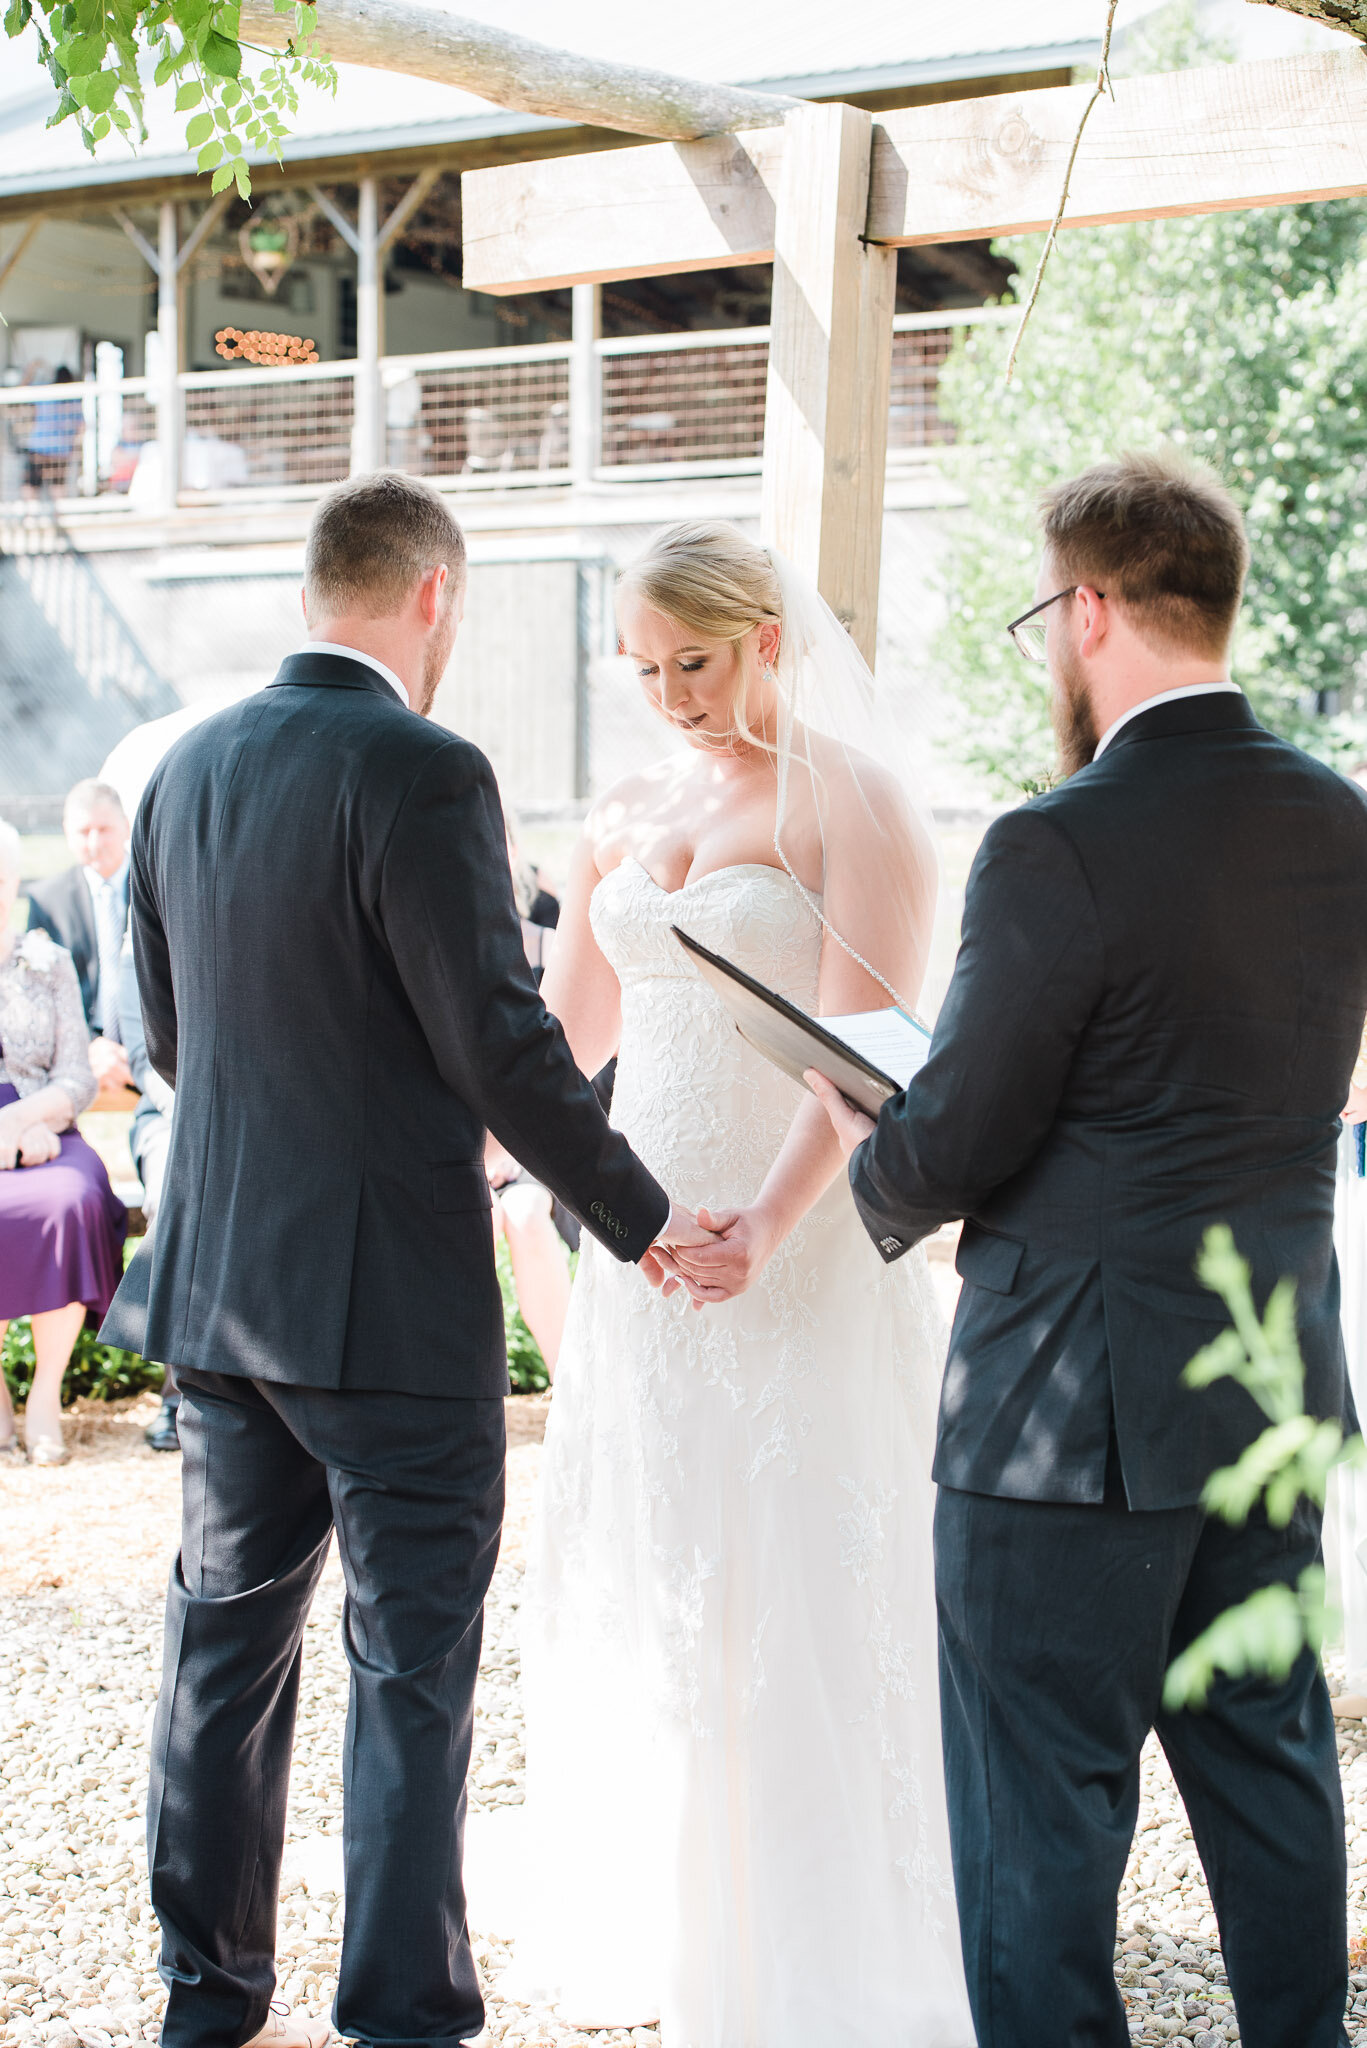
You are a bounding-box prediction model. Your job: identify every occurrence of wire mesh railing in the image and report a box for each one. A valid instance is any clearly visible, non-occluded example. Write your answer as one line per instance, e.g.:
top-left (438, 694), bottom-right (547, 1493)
top-left (181, 363), bottom-right (355, 493)
top-left (0, 309), bottom-right (1000, 515)
top-left (382, 345), bottom-right (572, 481)
top-left (599, 330), bottom-right (770, 472)
top-left (0, 376), bottom-right (152, 505)
top-left (888, 326), bottom-right (957, 451)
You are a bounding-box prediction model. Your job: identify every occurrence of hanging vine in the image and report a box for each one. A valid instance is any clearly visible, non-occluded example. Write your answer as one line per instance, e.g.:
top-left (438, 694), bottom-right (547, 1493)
top-left (3, 0), bottom-right (335, 199)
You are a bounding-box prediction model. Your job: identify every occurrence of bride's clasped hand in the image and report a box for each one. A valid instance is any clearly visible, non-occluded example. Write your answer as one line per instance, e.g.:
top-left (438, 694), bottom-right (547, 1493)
top-left (655, 1200), bottom-right (785, 1302)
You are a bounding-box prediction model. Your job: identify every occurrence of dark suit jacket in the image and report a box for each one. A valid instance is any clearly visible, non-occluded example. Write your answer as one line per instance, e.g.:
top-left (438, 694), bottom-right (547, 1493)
top-left (852, 692), bottom-right (1367, 1510)
top-left (101, 651), bottom-right (670, 1396)
top-left (25, 865), bottom-right (103, 1030)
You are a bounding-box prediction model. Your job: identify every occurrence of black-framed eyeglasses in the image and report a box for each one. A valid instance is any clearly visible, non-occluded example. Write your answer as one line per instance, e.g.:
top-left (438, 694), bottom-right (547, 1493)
top-left (1006, 586), bottom-right (1104, 665)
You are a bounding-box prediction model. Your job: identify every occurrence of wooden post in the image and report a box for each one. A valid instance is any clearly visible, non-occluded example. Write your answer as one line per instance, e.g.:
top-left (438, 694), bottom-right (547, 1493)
top-left (570, 281), bottom-right (601, 482)
top-left (157, 200), bottom-right (181, 515)
top-left (354, 176), bottom-right (384, 472)
top-left (759, 103), bottom-right (895, 668)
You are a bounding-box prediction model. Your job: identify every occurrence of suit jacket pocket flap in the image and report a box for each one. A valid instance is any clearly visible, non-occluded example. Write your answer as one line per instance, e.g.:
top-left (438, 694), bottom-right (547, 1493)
top-left (432, 1162), bottom-right (493, 1215)
top-left (955, 1224), bottom-right (1025, 1295)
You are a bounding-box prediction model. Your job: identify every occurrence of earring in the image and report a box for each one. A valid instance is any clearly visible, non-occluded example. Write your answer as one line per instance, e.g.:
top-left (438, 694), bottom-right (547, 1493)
top-left (763, 662), bottom-right (775, 684)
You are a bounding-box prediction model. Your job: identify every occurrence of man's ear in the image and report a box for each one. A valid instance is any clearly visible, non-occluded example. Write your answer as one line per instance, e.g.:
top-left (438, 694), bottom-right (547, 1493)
top-left (1074, 586), bottom-right (1108, 658)
top-left (422, 562), bottom-right (449, 627)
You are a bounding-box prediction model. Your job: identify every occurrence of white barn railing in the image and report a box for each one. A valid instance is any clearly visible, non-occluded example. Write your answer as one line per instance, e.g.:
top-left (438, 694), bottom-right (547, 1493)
top-left (0, 307), bottom-right (1008, 516)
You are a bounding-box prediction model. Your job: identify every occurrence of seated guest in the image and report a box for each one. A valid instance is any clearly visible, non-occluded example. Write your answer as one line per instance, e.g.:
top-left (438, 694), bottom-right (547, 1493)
top-left (26, 779), bottom-right (133, 1091)
top-left (117, 931), bottom-right (180, 1451)
top-left (0, 822), bottom-right (127, 1466)
top-left (486, 817), bottom-right (573, 1377)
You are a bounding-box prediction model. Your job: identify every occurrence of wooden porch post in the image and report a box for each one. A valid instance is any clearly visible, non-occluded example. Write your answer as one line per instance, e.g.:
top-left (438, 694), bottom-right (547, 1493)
top-left (760, 102), bottom-right (896, 669)
top-left (157, 200), bottom-right (181, 516)
top-left (570, 281), bottom-right (602, 482)
top-left (354, 176), bottom-right (384, 472)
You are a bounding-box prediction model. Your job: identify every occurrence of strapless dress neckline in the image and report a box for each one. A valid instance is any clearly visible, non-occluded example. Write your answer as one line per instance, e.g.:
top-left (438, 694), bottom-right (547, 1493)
top-left (597, 854), bottom-right (820, 904)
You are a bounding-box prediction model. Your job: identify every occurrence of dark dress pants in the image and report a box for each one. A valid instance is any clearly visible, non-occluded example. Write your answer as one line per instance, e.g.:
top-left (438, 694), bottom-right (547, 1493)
top-left (936, 1471), bottom-right (1348, 2048)
top-left (150, 1367), bottom-right (505, 2048)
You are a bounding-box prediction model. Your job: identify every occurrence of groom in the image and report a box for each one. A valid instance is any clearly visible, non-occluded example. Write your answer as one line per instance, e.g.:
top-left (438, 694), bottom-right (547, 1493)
top-left (102, 472), bottom-right (704, 2048)
top-left (811, 450), bottom-right (1367, 2047)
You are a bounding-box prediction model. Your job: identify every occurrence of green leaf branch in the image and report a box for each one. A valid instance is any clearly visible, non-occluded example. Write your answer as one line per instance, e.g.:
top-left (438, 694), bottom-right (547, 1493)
top-left (1162, 1224), bottom-right (1365, 1710)
top-left (4, 0), bottom-right (335, 198)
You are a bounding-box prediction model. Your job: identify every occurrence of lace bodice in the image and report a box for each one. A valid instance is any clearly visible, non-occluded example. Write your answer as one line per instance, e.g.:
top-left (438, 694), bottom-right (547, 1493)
top-left (591, 856), bottom-right (826, 1211)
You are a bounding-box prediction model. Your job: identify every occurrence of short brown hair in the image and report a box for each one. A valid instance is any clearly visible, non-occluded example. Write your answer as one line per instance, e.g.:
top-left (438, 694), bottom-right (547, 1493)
top-left (304, 471), bottom-right (466, 619)
top-left (1041, 449), bottom-right (1249, 658)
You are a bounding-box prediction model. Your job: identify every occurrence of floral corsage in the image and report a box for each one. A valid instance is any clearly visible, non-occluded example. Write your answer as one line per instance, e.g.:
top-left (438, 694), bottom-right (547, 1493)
top-left (14, 929), bottom-right (62, 975)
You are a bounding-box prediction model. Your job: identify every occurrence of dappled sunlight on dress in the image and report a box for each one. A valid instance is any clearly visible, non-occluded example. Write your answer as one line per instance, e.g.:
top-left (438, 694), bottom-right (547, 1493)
top-left (508, 858), bottom-right (973, 2047)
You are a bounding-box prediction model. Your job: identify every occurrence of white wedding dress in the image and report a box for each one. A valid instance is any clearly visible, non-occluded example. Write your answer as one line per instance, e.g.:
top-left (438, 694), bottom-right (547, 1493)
top-left (509, 857), bottom-right (974, 2047)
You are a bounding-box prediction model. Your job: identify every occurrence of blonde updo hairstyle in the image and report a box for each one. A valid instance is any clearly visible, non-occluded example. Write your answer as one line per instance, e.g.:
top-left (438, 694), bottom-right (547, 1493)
top-left (617, 521), bottom-right (783, 751)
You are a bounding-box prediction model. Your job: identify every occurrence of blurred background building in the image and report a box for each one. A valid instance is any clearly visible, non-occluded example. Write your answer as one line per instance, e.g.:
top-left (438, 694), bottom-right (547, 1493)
top-left (0, 0), bottom-right (1341, 833)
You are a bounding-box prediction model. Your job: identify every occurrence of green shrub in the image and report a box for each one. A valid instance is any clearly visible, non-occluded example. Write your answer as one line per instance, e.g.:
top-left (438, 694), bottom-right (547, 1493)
top-left (1163, 1226), bottom-right (1364, 1710)
top-left (498, 1236), bottom-right (552, 1394)
top-left (1, 1317), bottom-right (163, 1405)
top-left (1, 1239), bottom-right (555, 1403)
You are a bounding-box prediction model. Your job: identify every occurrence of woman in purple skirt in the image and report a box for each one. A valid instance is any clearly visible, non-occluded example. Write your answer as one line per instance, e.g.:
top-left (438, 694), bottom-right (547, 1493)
top-left (0, 824), bottom-right (126, 1466)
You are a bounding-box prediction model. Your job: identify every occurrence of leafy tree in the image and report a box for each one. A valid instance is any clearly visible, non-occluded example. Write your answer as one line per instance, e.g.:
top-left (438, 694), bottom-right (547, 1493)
top-left (933, 7), bottom-right (1367, 792)
top-left (2, 0), bottom-right (333, 199)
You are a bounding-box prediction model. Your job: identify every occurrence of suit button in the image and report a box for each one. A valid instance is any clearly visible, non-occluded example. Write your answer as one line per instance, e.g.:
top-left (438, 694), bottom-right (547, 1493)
top-left (591, 1201), bottom-right (604, 1220)
top-left (880, 1235), bottom-right (903, 1255)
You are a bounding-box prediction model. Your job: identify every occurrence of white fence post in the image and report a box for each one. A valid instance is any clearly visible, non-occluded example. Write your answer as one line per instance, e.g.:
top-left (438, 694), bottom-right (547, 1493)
top-left (353, 178), bottom-right (384, 472)
top-left (570, 282), bottom-right (602, 483)
top-left (157, 201), bottom-right (181, 514)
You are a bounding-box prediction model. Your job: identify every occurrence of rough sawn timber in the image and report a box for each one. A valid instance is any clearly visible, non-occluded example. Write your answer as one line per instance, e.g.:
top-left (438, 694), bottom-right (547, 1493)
top-left (461, 128), bottom-right (785, 293)
top-left (760, 105), bottom-right (896, 668)
top-left (462, 48), bottom-right (1367, 294)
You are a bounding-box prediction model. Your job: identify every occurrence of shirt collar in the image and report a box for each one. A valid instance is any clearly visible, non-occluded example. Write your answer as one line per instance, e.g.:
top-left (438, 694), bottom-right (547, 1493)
top-left (82, 856), bottom-right (129, 901)
top-left (299, 640), bottom-right (408, 705)
top-left (1093, 682), bottom-right (1242, 760)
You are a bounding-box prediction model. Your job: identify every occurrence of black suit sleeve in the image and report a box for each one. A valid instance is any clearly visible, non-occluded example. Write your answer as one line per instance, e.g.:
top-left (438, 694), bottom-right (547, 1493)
top-left (380, 738), bottom-right (670, 1264)
top-left (24, 894), bottom-right (58, 944)
top-left (852, 806), bottom-right (1104, 1260)
top-left (127, 792), bottom-right (179, 1089)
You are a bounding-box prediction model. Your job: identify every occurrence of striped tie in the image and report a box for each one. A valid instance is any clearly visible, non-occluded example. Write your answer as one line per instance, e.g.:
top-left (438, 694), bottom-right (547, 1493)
top-left (95, 876), bottom-right (124, 1041)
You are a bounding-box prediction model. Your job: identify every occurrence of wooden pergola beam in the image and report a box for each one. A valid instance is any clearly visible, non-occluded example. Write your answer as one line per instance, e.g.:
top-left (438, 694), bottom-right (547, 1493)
top-left (870, 45), bottom-right (1367, 245)
top-left (461, 47), bottom-right (1367, 294)
top-left (463, 128), bottom-right (784, 294)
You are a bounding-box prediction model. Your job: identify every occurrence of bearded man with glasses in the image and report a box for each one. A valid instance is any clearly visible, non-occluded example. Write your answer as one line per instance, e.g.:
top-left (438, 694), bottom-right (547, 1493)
top-left (810, 447), bottom-right (1367, 2048)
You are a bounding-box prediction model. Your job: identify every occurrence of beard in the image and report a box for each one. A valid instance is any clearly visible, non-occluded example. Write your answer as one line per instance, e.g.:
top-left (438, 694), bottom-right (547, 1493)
top-left (1049, 637), bottom-right (1100, 778)
top-left (415, 606), bottom-right (457, 718)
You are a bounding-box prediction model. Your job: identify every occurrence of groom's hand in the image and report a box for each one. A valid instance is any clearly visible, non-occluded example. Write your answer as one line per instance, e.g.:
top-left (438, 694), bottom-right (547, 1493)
top-left (806, 1071), bottom-right (877, 1160)
top-left (640, 1203), bottom-right (718, 1307)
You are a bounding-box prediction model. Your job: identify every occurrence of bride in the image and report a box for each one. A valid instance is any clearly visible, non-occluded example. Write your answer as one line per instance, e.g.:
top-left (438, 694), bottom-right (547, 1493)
top-left (510, 521), bottom-right (973, 2045)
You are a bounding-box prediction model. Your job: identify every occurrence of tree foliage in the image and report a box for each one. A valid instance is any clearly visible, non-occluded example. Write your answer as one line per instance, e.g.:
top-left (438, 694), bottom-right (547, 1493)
top-left (933, 7), bottom-right (1367, 791)
top-left (3, 0), bottom-right (333, 199)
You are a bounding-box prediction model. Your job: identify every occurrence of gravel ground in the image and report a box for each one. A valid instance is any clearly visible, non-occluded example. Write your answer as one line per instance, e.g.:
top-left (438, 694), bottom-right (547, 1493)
top-left (3, 1391), bottom-right (1367, 2048)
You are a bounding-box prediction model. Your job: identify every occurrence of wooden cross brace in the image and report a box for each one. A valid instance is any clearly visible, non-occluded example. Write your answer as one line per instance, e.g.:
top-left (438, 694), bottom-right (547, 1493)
top-left (462, 48), bottom-right (1367, 666)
